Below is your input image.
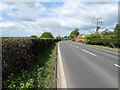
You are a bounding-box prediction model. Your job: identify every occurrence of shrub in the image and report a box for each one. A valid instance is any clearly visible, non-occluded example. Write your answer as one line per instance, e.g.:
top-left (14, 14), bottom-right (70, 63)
top-left (2, 39), bottom-right (60, 79)
top-left (71, 37), bottom-right (75, 41)
top-left (2, 39), bottom-right (59, 88)
top-left (84, 34), bottom-right (119, 48)
top-left (85, 38), bottom-right (119, 48)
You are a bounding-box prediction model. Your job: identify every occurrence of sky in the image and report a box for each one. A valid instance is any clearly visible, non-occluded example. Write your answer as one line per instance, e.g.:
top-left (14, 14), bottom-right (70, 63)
top-left (0, 1), bottom-right (118, 37)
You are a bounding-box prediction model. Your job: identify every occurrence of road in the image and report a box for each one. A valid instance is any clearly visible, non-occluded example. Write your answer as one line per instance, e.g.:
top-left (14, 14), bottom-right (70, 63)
top-left (59, 40), bottom-right (119, 88)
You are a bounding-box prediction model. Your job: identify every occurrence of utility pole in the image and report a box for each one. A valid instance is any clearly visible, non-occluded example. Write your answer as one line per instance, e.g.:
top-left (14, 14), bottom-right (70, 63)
top-left (58, 25), bottom-right (60, 38)
top-left (94, 17), bottom-right (103, 33)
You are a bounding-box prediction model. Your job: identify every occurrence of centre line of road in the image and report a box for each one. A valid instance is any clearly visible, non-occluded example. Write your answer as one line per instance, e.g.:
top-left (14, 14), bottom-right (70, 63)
top-left (86, 45), bottom-right (118, 55)
top-left (73, 41), bottom-right (118, 55)
top-left (74, 45), bottom-right (79, 48)
top-left (114, 64), bottom-right (120, 68)
top-left (82, 49), bottom-right (96, 56)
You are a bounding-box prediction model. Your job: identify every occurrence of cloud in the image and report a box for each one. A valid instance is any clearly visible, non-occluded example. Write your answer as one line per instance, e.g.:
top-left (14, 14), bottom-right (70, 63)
top-left (1, 0), bottom-right (119, 2)
top-left (1, 21), bottom-right (42, 37)
top-left (51, 2), bottom-right (117, 29)
top-left (0, 2), bottom-right (118, 37)
top-left (0, 22), bottom-right (16, 28)
top-left (0, 2), bottom-right (10, 11)
top-left (0, 2), bottom-right (49, 21)
top-left (0, 17), bottom-right (4, 22)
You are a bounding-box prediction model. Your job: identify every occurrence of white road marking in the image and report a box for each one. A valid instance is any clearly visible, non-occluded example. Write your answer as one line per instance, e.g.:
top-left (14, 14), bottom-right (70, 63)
top-left (70, 43), bottom-right (79, 48)
top-left (57, 43), bottom-right (67, 88)
top-left (114, 64), bottom-right (120, 68)
top-left (88, 46), bottom-right (118, 55)
top-left (82, 49), bottom-right (96, 56)
top-left (74, 45), bottom-right (79, 48)
top-left (73, 41), bottom-right (118, 55)
top-left (92, 49), bottom-right (118, 59)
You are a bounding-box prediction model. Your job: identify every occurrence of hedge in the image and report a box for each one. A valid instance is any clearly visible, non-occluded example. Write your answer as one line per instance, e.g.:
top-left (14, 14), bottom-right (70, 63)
top-left (2, 38), bottom-right (60, 79)
top-left (84, 38), bottom-right (120, 48)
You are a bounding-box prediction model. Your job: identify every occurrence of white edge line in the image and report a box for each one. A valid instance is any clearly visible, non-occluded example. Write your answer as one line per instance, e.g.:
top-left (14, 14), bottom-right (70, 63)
top-left (82, 49), bottom-right (96, 56)
top-left (114, 64), bottom-right (120, 68)
top-left (57, 42), bottom-right (67, 88)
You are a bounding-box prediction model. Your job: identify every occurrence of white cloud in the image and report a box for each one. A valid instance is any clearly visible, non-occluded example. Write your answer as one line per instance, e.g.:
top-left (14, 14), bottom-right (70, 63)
top-left (0, 2), bottom-right (118, 37)
top-left (1, 0), bottom-right (119, 2)
top-left (0, 2), bottom-right (10, 11)
top-left (0, 2), bottom-right (49, 21)
top-left (0, 17), bottom-right (4, 22)
top-left (0, 22), bottom-right (16, 28)
top-left (51, 2), bottom-right (118, 29)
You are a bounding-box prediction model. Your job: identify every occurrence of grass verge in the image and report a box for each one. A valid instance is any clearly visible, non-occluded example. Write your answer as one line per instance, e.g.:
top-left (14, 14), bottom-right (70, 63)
top-left (3, 43), bottom-right (57, 88)
top-left (79, 42), bottom-right (119, 51)
top-left (87, 44), bottom-right (119, 51)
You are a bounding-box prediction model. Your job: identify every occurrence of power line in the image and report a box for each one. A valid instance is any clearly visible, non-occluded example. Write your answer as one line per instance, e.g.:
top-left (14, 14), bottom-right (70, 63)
top-left (94, 16), bottom-right (103, 33)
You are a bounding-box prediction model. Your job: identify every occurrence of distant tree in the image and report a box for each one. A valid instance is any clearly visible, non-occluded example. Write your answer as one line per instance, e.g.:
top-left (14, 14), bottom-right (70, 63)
top-left (64, 36), bottom-right (68, 38)
top-left (69, 28), bottom-right (79, 39)
top-left (100, 29), bottom-right (113, 35)
top-left (40, 32), bottom-right (54, 38)
top-left (56, 36), bottom-right (61, 39)
top-left (113, 24), bottom-right (120, 39)
top-left (114, 24), bottom-right (120, 34)
top-left (31, 35), bottom-right (37, 38)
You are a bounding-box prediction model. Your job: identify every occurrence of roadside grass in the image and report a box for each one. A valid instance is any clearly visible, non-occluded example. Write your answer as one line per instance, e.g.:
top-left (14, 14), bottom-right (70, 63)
top-left (86, 44), bottom-right (119, 51)
top-left (78, 42), bottom-right (119, 51)
top-left (3, 43), bottom-right (57, 88)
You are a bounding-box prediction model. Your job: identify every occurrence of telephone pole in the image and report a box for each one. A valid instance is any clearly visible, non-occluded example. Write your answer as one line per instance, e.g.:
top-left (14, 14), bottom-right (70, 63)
top-left (94, 17), bottom-right (103, 33)
top-left (57, 25), bottom-right (60, 38)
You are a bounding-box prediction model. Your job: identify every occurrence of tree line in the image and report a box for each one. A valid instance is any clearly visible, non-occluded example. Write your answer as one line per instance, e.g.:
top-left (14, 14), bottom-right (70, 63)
top-left (68, 24), bottom-right (120, 48)
top-left (31, 32), bottom-right (54, 38)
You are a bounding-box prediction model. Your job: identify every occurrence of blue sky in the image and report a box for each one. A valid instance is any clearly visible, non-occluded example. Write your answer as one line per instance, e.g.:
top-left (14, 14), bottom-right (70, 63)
top-left (41, 2), bottom-right (64, 8)
top-left (0, 2), bottom-right (118, 37)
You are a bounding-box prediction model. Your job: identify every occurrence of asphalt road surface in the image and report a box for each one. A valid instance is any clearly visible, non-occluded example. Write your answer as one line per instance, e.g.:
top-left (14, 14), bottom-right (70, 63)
top-left (59, 40), bottom-right (119, 88)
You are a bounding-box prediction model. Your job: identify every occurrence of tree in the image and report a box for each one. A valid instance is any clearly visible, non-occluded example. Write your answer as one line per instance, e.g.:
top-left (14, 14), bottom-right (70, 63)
top-left (64, 36), bottom-right (68, 38)
top-left (56, 36), bottom-right (61, 39)
top-left (69, 28), bottom-right (79, 39)
top-left (40, 32), bottom-right (54, 38)
top-left (113, 24), bottom-right (120, 39)
top-left (114, 24), bottom-right (120, 34)
top-left (100, 29), bottom-right (113, 35)
top-left (31, 35), bottom-right (37, 38)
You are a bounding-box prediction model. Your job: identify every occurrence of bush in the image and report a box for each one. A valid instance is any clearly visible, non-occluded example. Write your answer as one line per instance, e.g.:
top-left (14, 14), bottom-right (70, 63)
top-left (84, 38), bottom-right (119, 48)
top-left (84, 34), bottom-right (119, 48)
top-left (30, 35), bottom-right (37, 38)
top-left (84, 34), bottom-right (101, 44)
top-left (3, 43), bottom-right (58, 88)
top-left (71, 37), bottom-right (75, 41)
top-left (2, 39), bottom-right (60, 78)
top-left (2, 38), bottom-right (61, 88)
